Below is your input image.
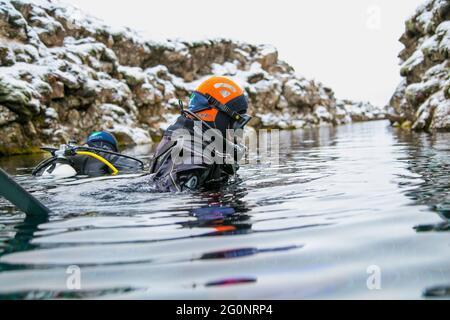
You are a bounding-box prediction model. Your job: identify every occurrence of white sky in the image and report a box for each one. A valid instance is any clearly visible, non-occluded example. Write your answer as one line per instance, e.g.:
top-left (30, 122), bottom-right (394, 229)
top-left (62, 0), bottom-right (424, 106)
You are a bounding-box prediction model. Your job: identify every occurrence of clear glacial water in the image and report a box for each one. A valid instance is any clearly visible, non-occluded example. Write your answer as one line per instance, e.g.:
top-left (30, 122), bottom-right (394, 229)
top-left (0, 120), bottom-right (449, 299)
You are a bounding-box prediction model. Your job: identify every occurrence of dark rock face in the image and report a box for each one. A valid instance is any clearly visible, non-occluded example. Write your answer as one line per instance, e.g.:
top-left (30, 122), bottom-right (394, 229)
top-left (0, 0), bottom-right (383, 156)
top-left (388, 0), bottom-right (450, 131)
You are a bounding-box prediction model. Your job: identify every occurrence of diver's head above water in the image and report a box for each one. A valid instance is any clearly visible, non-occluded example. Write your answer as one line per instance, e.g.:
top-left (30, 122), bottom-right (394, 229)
top-left (150, 76), bottom-right (250, 192)
top-left (188, 76), bottom-right (250, 135)
top-left (86, 131), bottom-right (119, 152)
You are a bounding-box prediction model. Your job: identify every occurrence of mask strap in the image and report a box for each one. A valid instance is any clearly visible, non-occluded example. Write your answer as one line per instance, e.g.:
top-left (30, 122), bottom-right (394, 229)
top-left (203, 94), bottom-right (242, 122)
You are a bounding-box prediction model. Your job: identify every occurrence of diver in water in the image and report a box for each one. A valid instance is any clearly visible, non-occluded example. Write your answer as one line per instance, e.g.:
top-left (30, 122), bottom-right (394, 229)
top-left (149, 76), bottom-right (251, 192)
top-left (33, 131), bottom-right (144, 178)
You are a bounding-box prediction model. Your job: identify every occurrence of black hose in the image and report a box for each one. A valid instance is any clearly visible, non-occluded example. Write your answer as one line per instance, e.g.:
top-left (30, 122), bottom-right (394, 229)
top-left (74, 146), bottom-right (145, 168)
top-left (31, 156), bottom-right (57, 176)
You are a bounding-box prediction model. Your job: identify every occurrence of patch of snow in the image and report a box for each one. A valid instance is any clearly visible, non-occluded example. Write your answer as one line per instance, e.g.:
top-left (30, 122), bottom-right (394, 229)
top-left (401, 49), bottom-right (424, 75)
top-left (211, 62), bottom-right (238, 76)
top-left (118, 65), bottom-right (146, 85)
top-left (158, 113), bottom-right (179, 131)
top-left (259, 44), bottom-right (277, 57)
top-left (420, 34), bottom-right (439, 54)
top-left (110, 124), bottom-right (151, 145)
top-left (45, 107), bottom-right (58, 120)
top-left (314, 105), bottom-right (332, 121)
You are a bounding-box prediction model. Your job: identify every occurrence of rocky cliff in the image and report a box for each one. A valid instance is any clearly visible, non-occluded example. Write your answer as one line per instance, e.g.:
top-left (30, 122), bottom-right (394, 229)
top-left (0, 0), bottom-right (384, 156)
top-left (388, 0), bottom-right (449, 131)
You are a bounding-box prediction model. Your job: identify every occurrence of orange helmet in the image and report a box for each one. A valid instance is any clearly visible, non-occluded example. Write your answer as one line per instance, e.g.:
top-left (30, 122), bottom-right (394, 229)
top-left (196, 76), bottom-right (244, 105)
top-left (188, 76), bottom-right (248, 123)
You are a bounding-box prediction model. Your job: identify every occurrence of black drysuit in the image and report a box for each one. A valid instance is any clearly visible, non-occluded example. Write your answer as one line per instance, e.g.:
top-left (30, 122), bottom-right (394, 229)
top-left (149, 113), bottom-right (242, 192)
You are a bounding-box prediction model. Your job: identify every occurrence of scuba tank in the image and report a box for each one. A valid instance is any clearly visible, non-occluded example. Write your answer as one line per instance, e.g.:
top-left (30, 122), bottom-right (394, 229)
top-left (41, 144), bottom-right (77, 178)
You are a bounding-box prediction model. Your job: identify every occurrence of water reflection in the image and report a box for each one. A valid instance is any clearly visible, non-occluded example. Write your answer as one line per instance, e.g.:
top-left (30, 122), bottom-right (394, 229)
top-left (393, 129), bottom-right (450, 225)
top-left (0, 125), bottom-right (339, 298)
top-left (2, 121), bottom-right (449, 299)
top-left (187, 185), bottom-right (252, 236)
top-left (1, 213), bottom-right (48, 258)
top-left (188, 186), bottom-right (300, 260)
top-left (392, 128), bottom-right (450, 297)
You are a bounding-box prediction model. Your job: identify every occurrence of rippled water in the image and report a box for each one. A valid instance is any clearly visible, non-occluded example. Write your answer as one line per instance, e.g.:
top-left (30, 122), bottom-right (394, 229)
top-left (0, 120), bottom-right (449, 299)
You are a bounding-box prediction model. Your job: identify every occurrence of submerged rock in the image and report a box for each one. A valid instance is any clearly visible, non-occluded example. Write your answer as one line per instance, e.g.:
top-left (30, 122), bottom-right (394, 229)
top-left (0, 0), bottom-right (384, 155)
top-left (389, 0), bottom-right (450, 131)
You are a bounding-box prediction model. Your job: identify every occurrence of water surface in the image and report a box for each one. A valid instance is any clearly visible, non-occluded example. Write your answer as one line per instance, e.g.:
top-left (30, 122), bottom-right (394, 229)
top-left (0, 120), bottom-right (449, 299)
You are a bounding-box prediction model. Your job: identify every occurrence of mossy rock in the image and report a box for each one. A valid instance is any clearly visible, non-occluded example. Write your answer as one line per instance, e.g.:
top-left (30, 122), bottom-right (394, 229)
top-left (0, 78), bottom-right (32, 107)
top-left (0, 145), bottom-right (43, 157)
top-left (401, 120), bottom-right (413, 130)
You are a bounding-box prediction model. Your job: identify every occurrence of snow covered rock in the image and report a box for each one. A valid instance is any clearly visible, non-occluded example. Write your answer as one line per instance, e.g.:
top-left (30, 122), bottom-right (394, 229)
top-left (389, 0), bottom-right (450, 131)
top-left (0, 0), bottom-right (383, 155)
